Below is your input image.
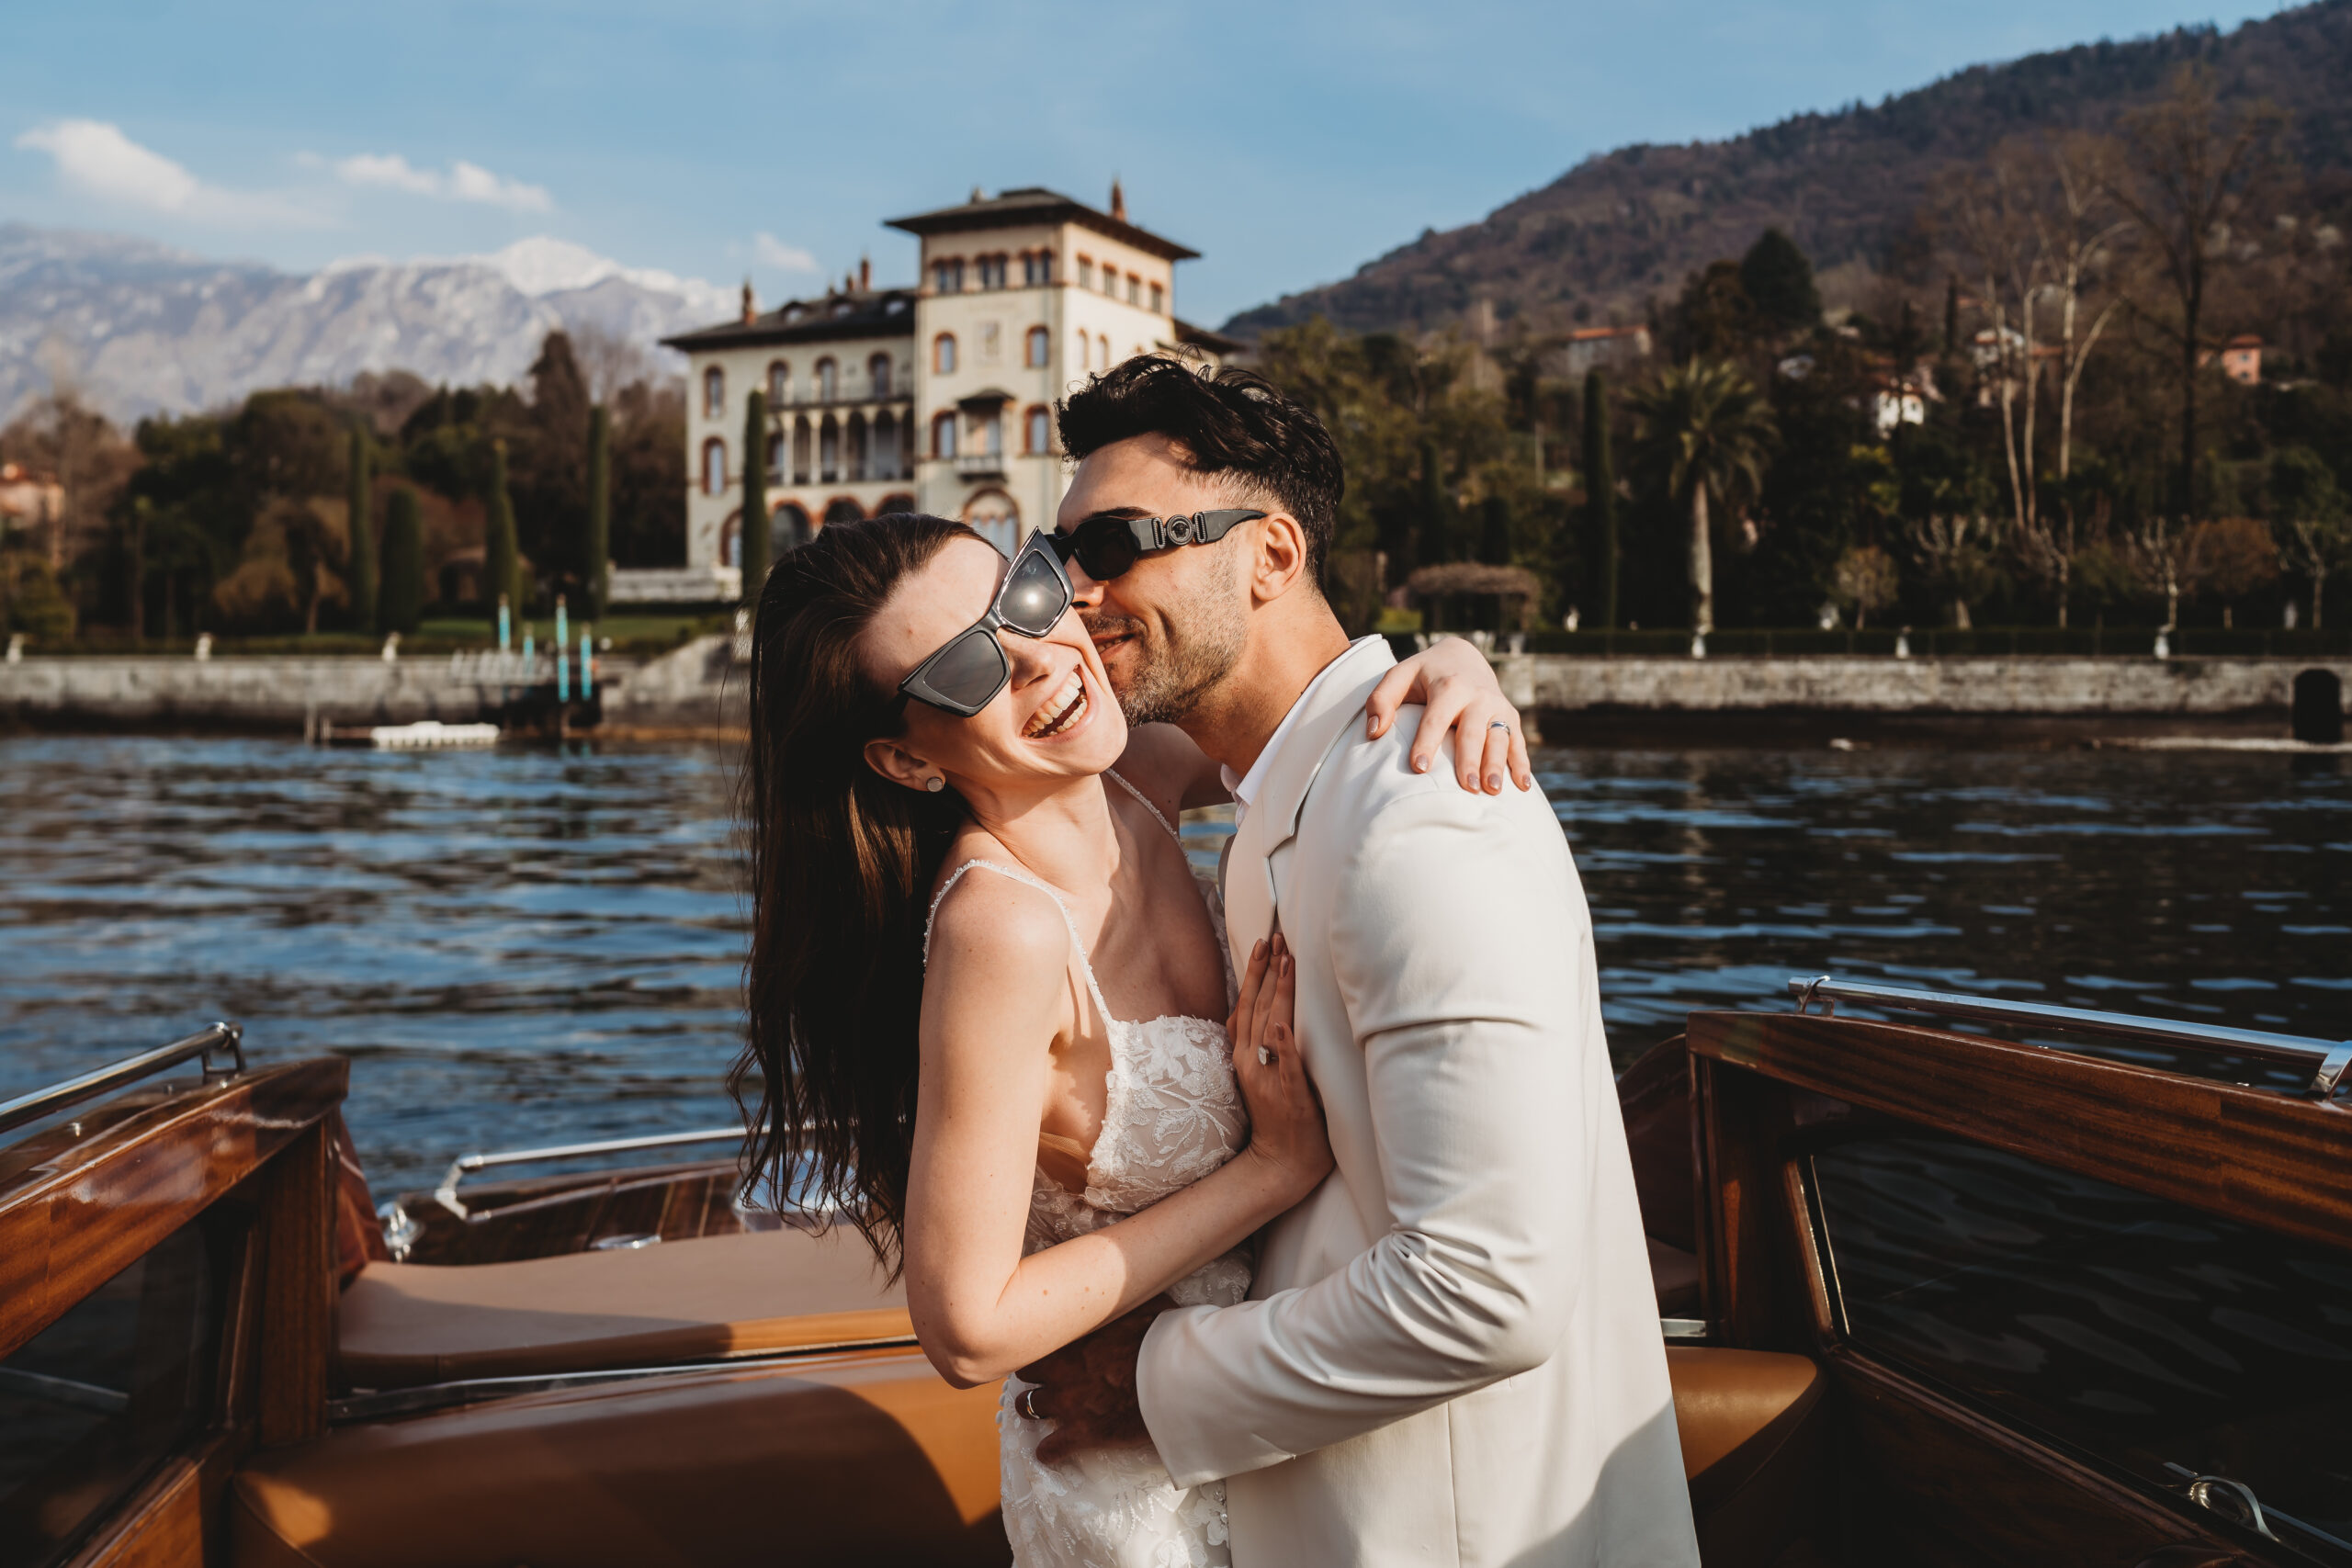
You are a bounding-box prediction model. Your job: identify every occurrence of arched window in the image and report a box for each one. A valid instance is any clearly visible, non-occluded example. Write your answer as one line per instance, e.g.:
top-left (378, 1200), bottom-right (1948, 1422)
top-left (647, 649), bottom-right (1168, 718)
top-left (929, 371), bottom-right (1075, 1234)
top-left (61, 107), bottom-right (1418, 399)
top-left (702, 366), bottom-right (724, 419)
top-left (816, 357), bottom-right (837, 400)
top-left (1025, 326), bottom-right (1050, 368)
top-left (701, 437), bottom-right (727, 495)
top-left (1024, 405), bottom-right (1051, 455)
top-left (1076, 256), bottom-right (1093, 290)
top-left (764, 432), bottom-right (783, 481)
top-left (932, 412), bottom-right (957, 458)
top-left (773, 502), bottom-right (812, 553)
top-left (963, 490), bottom-right (1020, 556)
top-left (933, 334), bottom-right (956, 375)
top-left (767, 361), bottom-right (789, 404)
top-left (868, 352), bottom-right (892, 399)
top-left (1126, 273), bottom-right (1141, 305)
top-left (876, 491), bottom-right (917, 516)
top-left (719, 512), bottom-right (741, 568)
top-left (1023, 251), bottom-right (1053, 287)
top-left (873, 410), bottom-right (899, 477)
top-left (1076, 333), bottom-right (1091, 371)
top-left (820, 415), bottom-right (840, 482)
top-left (978, 254), bottom-right (1006, 290)
top-left (932, 258), bottom-right (964, 294)
top-left (1098, 333), bottom-right (1113, 367)
top-left (1148, 282), bottom-right (1165, 314)
top-left (823, 497), bottom-right (865, 528)
top-left (792, 417), bottom-right (812, 484)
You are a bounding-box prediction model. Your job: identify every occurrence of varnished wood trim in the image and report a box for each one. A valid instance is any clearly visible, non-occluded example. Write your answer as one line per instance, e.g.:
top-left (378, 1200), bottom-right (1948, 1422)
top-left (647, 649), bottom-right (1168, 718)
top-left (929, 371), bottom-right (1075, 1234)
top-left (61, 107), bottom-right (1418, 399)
top-left (61, 1451), bottom-right (201, 1568)
top-left (1688, 1012), bottom-right (2352, 1252)
top-left (256, 1122), bottom-right (333, 1448)
top-left (1828, 1348), bottom-right (2273, 1566)
top-left (1781, 1156), bottom-right (1838, 1343)
top-left (0, 1059), bottom-right (348, 1360)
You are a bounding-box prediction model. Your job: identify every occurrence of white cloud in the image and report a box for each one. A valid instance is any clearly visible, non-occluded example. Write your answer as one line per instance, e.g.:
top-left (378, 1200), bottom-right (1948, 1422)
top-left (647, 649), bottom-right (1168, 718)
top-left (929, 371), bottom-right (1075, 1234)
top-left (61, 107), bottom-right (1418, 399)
top-left (331, 152), bottom-right (553, 213)
top-left (15, 118), bottom-right (314, 225)
top-left (753, 231), bottom-right (819, 273)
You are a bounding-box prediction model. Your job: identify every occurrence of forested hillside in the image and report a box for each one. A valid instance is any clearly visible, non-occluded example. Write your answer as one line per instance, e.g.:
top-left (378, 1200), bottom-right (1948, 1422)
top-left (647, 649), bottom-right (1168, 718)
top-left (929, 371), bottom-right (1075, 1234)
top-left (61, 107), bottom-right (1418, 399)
top-left (1227, 1), bottom-right (2352, 338)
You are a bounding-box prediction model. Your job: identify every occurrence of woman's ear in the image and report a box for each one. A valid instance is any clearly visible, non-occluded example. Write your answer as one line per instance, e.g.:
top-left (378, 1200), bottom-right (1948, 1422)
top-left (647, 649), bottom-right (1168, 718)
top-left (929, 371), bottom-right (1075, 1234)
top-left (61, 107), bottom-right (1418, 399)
top-left (863, 736), bottom-right (938, 794)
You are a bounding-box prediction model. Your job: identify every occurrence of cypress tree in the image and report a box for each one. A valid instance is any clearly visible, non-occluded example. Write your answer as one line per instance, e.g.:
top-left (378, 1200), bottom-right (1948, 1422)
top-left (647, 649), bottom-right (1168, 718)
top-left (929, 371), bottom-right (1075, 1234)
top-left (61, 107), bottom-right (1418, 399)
top-left (1739, 228), bottom-right (1822, 336)
top-left (484, 436), bottom-right (521, 625)
top-left (347, 426), bottom-right (376, 634)
top-left (381, 488), bottom-right (424, 635)
top-left (584, 404), bottom-right (610, 619)
top-left (740, 389), bottom-right (770, 599)
top-left (1584, 368), bottom-right (1619, 629)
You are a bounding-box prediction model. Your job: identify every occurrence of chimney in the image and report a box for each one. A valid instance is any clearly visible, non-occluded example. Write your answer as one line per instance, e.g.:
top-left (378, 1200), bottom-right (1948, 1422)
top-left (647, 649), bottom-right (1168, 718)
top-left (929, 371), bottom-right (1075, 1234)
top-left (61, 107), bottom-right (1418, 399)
top-left (859, 254), bottom-right (872, 291)
top-left (1109, 178), bottom-right (1126, 222)
top-left (741, 280), bottom-right (755, 322)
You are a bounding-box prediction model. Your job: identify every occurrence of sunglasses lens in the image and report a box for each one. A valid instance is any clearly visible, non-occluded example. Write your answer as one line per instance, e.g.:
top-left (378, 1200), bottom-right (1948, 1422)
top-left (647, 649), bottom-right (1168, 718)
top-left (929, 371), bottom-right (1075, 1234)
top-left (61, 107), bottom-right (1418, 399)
top-left (915, 629), bottom-right (1008, 711)
top-left (1078, 524), bottom-right (1138, 581)
top-left (999, 546), bottom-right (1069, 635)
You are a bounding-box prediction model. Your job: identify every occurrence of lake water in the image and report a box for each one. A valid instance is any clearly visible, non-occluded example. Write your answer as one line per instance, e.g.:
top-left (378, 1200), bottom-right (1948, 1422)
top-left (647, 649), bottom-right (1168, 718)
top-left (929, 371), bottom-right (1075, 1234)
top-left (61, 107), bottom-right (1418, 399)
top-left (3, 736), bottom-right (2346, 1195)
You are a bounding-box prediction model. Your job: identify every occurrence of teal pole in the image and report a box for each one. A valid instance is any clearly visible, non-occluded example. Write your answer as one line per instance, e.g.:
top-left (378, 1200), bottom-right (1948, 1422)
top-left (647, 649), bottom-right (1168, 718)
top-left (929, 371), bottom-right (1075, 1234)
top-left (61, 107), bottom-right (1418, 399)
top-left (522, 628), bottom-right (534, 665)
top-left (580, 629), bottom-right (594, 699)
top-left (557, 642), bottom-right (570, 702)
top-left (555, 594), bottom-right (569, 652)
top-left (497, 594), bottom-right (511, 652)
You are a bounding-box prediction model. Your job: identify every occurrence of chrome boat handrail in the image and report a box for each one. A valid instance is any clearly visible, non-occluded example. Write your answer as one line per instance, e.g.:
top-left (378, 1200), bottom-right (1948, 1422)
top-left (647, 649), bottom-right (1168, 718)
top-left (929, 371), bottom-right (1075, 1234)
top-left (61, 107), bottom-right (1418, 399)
top-left (1788, 976), bottom-right (2352, 1100)
top-left (0, 1022), bottom-right (245, 1137)
top-left (434, 1125), bottom-right (745, 1219)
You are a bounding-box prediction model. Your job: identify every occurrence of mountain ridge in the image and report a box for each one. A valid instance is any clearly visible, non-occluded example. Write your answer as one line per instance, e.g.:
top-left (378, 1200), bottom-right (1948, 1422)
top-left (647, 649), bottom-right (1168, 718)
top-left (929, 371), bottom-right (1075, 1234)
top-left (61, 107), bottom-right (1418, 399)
top-left (0, 223), bottom-right (732, 425)
top-left (1224, 1), bottom-right (2352, 340)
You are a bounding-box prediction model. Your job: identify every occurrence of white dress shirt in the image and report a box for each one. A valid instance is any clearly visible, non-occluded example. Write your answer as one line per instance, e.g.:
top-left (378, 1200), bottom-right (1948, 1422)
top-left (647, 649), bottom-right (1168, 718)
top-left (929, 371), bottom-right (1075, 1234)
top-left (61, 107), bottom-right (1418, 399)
top-left (1218, 636), bottom-right (1385, 829)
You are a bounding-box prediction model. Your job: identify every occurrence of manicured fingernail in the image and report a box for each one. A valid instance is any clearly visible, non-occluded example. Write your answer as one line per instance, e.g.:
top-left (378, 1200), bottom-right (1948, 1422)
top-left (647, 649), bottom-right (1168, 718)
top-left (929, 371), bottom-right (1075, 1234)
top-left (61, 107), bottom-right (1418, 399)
top-left (1413, 756), bottom-right (1430, 773)
top-left (1487, 773), bottom-right (1502, 790)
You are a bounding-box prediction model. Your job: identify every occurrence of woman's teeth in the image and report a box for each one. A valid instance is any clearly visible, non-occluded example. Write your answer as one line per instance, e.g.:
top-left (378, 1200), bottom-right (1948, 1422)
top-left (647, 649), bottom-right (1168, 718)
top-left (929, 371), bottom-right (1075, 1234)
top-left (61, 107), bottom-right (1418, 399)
top-left (1024, 671), bottom-right (1089, 739)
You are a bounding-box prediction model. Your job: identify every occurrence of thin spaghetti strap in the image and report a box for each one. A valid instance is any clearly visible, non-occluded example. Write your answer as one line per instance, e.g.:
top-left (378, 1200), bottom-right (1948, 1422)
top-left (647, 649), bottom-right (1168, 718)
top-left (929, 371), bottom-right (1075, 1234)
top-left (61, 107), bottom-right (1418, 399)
top-left (922, 859), bottom-right (1117, 1022)
top-left (1104, 769), bottom-right (1184, 849)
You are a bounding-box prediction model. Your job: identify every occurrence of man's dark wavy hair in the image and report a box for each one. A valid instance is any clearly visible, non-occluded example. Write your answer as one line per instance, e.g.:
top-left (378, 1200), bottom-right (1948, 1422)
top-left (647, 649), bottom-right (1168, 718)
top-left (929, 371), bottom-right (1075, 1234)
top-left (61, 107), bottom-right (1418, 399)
top-left (1056, 356), bottom-right (1344, 585)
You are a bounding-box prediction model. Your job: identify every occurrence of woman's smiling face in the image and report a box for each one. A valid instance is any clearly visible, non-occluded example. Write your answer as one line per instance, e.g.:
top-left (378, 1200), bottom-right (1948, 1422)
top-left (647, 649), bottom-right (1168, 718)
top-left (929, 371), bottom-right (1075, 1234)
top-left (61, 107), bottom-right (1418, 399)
top-left (859, 535), bottom-right (1127, 793)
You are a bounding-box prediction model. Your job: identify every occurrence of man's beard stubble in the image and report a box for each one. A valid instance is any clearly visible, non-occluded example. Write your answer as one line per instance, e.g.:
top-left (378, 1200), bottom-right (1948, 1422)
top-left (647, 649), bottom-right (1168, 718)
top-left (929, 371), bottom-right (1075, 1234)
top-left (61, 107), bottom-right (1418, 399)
top-left (1083, 594), bottom-right (1249, 728)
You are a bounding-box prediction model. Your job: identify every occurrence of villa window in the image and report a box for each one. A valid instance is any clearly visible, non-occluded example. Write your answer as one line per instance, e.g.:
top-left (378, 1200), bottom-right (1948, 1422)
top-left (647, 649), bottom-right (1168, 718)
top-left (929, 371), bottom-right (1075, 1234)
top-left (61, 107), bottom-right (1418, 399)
top-left (979, 411), bottom-right (1003, 456)
top-left (1099, 333), bottom-right (1113, 367)
top-left (701, 437), bottom-right (727, 495)
top-left (702, 366), bottom-right (723, 419)
top-left (1076, 256), bottom-right (1093, 290)
top-left (978, 254), bottom-right (1007, 290)
top-left (868, 352), bottom-right (892, 399)
top-left (1026, 326), bottom-right (1050, 368)
top-left (932, 411), bottom-right (957, 458)
top-left (1102, 267), bottom-right (1118, 296)
top-left (934, 334), bottom-right (957, 375)
top-left (765, 433), bottom-right (784, 481)
top-left (1023, 252), bottom-right (1053, 286)
top-left (933, 257), bottom-right (965, 294)
top-left (1149, 282), bottom-right (1164, 314)
top-left (767, 361), bottom-right (790, 404)
top-left (820, 418), bottom-right (840, 483)
top-left (1025, 404), bottom-right (1051, 455)
top-left (1127, 274), bottom-right (1140, 304)
top-left (816, 357), bottom-right (838, 400)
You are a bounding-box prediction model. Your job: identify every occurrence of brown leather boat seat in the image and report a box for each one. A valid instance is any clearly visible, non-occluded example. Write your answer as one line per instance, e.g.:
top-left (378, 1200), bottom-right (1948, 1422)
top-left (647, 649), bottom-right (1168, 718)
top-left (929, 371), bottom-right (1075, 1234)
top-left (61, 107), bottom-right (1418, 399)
top-left (230, 1354), bottom-right (1011, 1568)
top-left (336, 1228), bottom-right (910, 1391)
top-left (1668, 1347), bottom-right (1827, 1568)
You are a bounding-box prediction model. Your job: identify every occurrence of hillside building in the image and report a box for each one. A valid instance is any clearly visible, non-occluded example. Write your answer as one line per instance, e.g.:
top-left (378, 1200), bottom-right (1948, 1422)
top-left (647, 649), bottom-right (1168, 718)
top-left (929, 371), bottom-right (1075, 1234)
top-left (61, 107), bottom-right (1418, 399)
top-left (637, 184), bottom-right (1232, 603)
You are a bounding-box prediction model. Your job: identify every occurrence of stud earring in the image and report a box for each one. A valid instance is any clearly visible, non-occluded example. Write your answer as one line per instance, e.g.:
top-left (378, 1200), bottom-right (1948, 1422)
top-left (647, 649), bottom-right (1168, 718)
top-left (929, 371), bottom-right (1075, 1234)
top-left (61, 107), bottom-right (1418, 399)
top-left (925, 775), bottom-right (945, 793)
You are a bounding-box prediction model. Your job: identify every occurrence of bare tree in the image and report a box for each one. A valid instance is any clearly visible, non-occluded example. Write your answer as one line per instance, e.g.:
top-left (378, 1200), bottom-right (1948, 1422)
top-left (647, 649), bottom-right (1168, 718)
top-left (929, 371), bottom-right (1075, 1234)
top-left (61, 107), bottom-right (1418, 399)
top-left (568, 321), bottom-right (656, 406)
top-left (2106, 64), bottom-right (2281, 518)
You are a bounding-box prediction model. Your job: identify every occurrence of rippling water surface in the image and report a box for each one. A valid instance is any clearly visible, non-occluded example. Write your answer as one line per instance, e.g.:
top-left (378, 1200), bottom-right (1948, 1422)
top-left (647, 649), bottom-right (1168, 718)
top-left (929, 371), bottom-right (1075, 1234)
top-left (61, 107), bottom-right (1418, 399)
top-left (3, 736), bottom-right (2346, 1193)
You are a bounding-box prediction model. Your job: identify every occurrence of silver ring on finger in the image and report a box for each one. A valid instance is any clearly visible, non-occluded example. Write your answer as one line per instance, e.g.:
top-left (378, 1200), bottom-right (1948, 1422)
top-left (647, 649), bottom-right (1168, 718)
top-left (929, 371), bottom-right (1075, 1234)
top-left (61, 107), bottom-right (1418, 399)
top-left (1488, 720), bottom-right (1512, 733)
top-left (1020, 1388), bottom-right (1042, 1421)
top-left (1257, 1044), bottom-right (1276, 1066)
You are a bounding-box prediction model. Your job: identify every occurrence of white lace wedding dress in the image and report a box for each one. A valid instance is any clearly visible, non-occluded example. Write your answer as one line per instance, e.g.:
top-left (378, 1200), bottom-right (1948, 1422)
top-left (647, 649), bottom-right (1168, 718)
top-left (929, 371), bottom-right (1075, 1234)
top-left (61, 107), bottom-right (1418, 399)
top-left (922, 773), bottom-right (1250, 1568)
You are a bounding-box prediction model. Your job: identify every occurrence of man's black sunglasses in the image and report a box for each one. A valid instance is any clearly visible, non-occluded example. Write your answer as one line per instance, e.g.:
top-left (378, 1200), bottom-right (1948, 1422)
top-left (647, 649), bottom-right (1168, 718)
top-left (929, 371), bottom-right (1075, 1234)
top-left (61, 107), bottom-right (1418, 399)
top-left (896, 530), bottom-right (1075, 717)
top-left (1048, 508), bottom-right (1267, 581)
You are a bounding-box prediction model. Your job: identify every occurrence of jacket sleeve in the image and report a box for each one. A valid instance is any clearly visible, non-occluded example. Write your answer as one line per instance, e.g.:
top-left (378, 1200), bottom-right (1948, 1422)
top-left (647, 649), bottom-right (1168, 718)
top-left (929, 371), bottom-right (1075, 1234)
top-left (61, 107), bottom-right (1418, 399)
top-left (1135, 780), bottom-right (1596, 1487)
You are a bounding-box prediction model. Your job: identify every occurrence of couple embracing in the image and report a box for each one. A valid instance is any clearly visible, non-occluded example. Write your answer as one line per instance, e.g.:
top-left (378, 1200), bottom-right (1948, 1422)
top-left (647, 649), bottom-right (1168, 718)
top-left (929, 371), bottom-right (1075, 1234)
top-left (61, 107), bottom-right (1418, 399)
top-left (735, 359), bottom-right (1699, 1567)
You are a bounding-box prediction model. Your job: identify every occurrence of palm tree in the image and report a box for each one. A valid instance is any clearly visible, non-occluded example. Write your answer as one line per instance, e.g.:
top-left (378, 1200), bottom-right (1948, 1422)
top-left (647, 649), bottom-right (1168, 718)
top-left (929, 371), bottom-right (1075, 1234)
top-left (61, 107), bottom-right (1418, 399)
top-left (1628, 358), bottom-right (1776, 635)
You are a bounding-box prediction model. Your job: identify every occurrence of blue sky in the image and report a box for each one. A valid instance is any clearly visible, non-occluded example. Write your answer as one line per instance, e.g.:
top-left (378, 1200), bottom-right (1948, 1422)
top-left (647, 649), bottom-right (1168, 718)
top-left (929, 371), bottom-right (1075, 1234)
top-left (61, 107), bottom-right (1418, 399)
top-left (2, 0), bottom-right (2281, 327)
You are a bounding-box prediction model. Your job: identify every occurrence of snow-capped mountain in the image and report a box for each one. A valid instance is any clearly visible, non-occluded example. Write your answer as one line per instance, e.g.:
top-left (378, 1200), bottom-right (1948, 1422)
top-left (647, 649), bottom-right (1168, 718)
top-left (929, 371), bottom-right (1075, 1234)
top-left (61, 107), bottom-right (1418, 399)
top-left (0, 223), bottom-right (736, 424)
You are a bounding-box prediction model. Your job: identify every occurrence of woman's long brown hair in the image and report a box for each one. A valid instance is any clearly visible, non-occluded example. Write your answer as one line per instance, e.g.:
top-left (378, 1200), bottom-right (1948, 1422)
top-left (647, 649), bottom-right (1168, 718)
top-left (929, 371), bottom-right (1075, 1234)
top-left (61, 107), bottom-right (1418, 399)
top-left (730, 513), bottom-right (982, 1277)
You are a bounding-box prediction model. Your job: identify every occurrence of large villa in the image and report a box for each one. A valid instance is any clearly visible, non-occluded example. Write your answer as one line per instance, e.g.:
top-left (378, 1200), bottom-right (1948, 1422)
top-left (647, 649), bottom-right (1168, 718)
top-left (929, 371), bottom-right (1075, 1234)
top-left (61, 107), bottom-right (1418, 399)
top-left (618, 184), bottom-right (1235, 603)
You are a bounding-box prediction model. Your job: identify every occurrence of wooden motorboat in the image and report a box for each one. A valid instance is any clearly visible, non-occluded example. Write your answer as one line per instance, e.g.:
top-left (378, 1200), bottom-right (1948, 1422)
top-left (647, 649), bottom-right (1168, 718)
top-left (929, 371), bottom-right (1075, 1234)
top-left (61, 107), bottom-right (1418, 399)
top-left (3, 982), bottom-right (2346, 1567)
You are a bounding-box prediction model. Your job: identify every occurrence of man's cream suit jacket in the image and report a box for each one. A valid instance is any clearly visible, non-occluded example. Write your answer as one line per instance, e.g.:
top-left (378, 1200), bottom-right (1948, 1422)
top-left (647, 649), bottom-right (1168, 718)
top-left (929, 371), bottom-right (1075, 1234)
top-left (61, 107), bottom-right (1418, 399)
top-left (1136, 637), bottom-right (1700, 1567)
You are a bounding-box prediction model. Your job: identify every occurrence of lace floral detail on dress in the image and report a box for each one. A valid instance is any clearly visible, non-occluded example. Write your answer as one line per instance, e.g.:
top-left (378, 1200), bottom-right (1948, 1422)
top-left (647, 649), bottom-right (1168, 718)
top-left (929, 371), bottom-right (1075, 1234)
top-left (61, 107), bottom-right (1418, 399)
top-left (922, 774), bottom-right (1250, 1568)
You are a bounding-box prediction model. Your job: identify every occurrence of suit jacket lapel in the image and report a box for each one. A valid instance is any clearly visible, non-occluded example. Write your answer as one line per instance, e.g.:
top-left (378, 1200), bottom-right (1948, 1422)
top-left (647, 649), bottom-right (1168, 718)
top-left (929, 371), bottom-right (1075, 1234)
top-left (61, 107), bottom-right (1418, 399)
top-left (1219, 637), bottom-right (1398, 972)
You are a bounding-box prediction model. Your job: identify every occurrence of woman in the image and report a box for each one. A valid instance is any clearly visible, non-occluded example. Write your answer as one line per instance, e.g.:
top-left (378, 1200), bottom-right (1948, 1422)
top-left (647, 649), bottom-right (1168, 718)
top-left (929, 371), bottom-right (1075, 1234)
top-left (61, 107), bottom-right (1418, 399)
top-left (732, 513), bottom-right (1530, 1567)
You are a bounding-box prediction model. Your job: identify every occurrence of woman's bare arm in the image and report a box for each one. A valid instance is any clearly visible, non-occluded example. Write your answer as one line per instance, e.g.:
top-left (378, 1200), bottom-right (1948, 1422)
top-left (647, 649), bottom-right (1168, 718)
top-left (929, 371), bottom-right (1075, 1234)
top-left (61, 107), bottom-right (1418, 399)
top-left (903, 880), bottom-right (1322, 1389)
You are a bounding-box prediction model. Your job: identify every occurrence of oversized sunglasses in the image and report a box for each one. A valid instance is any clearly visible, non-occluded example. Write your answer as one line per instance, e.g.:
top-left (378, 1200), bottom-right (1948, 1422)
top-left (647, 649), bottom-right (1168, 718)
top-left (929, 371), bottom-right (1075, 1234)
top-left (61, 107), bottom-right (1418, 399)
top-left (1048, 508), bottom-right (1267, 581)
top-left (896, 531), bottom-right (1076, 717)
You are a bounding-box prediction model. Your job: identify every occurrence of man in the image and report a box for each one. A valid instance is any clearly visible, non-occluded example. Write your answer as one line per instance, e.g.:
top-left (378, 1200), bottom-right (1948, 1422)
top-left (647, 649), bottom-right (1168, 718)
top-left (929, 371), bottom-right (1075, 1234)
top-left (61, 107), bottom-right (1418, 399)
top-left (1021, 356), bottom-right (1697, 1567)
